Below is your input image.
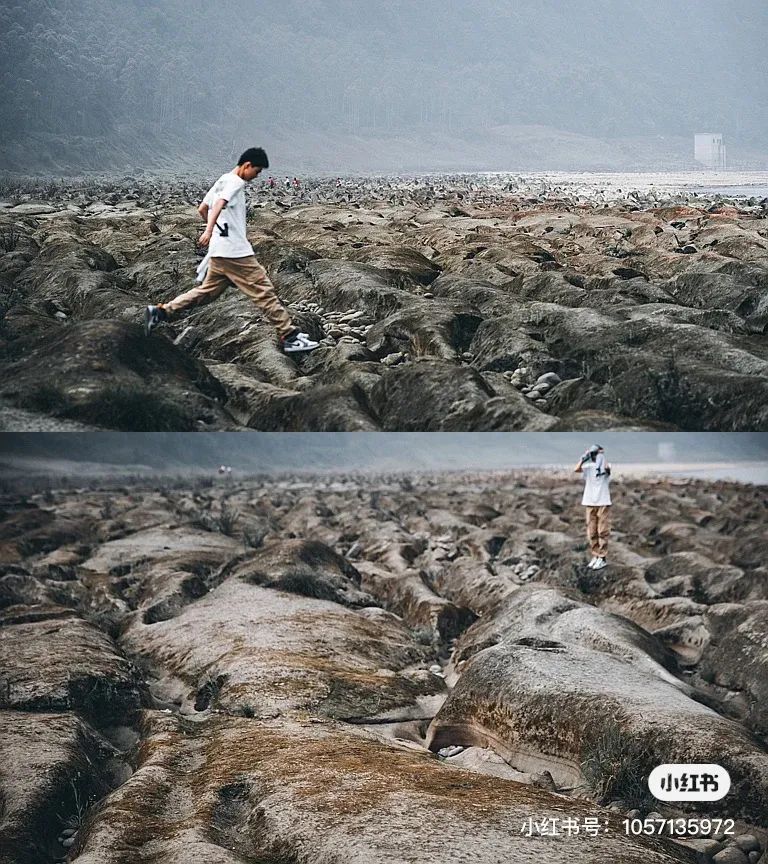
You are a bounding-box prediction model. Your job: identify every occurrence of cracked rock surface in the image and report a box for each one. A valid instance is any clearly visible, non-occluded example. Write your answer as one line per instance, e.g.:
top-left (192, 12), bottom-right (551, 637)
top-left (1, 468), bottom-right (766, 862)
top-left (1, 174), bottom-right (767, 430)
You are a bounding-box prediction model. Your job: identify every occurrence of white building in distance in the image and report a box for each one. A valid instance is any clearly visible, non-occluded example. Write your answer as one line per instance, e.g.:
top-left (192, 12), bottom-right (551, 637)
top-left (695, 133), bottom-right (727, 169)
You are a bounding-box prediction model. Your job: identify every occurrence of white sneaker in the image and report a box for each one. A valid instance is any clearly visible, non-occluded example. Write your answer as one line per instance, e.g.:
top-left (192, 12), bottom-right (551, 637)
top-left (587, 557), bottom-right (598, 569)
top-left (282, 331), bottom-right (319, 353)
top-left (592, 558), bottom-right (607, 570)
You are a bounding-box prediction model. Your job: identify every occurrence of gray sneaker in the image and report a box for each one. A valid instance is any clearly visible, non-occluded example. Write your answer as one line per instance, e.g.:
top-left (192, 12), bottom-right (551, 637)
top-left (144, 305), bottom-right (168, 336)
top-left (282, 331), bottom-right (319, 353)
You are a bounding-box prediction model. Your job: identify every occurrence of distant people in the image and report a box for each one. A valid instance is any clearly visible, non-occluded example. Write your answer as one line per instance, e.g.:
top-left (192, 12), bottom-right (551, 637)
top-left (144, 148), bottom-right (318, 354)
top-left (574, 444), bottom-right (611, 570)
top-left (292, 176), bottom-right (300, 189)
top-left (267, 175), bottom-right (275, 189)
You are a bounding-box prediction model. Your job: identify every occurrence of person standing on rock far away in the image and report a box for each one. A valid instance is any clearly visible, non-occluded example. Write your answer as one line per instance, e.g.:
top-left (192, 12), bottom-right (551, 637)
top-left (144, 147), bottom-right (319, 353)
top-left (574, 444), bottom-right (611, 570)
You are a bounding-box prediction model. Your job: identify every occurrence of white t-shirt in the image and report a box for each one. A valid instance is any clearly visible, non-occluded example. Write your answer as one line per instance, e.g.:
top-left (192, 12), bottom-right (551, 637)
top-left (203, 171), bottom-right (253, 258)
top-left (581, 458), bottom-right (612, 506)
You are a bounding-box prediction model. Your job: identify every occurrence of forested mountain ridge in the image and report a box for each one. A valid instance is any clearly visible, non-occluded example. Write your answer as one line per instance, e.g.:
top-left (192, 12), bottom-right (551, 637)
top-left (2, 0), bottom-right (767, 171)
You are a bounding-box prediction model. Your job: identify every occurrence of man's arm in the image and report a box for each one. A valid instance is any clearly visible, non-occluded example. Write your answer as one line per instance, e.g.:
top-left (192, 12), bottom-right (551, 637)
top-left (198, 198), bottom-right (228, 246)
top-left (574, 460), bottom-right (584, 473)
top-left (197, 202), bottom-right (209, 220)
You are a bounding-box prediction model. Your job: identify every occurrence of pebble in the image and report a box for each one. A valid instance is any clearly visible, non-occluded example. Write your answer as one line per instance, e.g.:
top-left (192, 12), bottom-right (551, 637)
top-left (61, 829), bottom-right (77, 838)
top-left (422, 292), bottom-right (434, 298)
top-left (735, 837), bottom-right (761, 854)
top-left (713, 849), bottom-right (749, 864)
top-left (535, 399), bottom-right (547, 407)
top-left (525, 390), bottom-right (542, 400)
top-left (748, 853), bottom-right (761, 864)
top-left (381, 352), bottom-right (405, 366)
top-left (438, 745), bottom-right (465, 758)
top-left (62, 837), bottom-right (76, 848)
top-left (429, 664), bottom-right (443, 675)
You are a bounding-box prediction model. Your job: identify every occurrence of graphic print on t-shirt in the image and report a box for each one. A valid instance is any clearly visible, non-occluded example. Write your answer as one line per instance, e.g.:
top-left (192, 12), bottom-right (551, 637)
top-left (581, 461), bottom-right (612, 506)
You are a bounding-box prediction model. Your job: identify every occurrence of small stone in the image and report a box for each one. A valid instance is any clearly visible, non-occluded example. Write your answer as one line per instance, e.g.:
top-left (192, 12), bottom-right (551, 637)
top-left (461, 351), bottom-right (473, 361)
top-left (535, 399), bottom-right (547, 407)
top-left (645, 811), bottom-right (664, 822)
top-left (346, 541), bottom-right (362, 559)
top-left (625, 809), bottom-right (641, 820)
top-left (381, 352), bottom-right (405, 367)
top-left (713, 849), bottom-right (749, 864)
top-left (525, 390), bottom-right (542, 400)
top-left (54, 311), bottom-right (68, 321)
top-left (61, 829), bottom-right (77, 838)
top-left (429, 664), bottom-right (442, 675)
top-left (535, 372), bottom-right (561, 387)
top-left (438, 745), bottom-right (465, 758)
top-left (748, 853), bottom-right (761, 864)
top-left (735, 837), bottom-right (761, 854)
top-left (62, 837), bottom-right (76, 848)
top-left (422, 292), bottom-right (434, 298)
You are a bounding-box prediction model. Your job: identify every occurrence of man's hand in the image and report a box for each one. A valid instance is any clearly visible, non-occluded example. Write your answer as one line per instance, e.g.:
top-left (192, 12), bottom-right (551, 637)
top-left (198, 229), bottom-right (212, 247)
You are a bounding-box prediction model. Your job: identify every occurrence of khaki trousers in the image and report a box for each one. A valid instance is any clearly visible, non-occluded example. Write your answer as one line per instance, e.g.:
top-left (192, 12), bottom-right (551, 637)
top-left (585, 505), bottom-right (611, 558)
top-left (161, 255), bottom-right (294, 339)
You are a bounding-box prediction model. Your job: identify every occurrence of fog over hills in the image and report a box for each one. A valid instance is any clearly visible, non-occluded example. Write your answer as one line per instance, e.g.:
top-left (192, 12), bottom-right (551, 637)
top-left (2, 0), bottom-right (767, 172)
top-left (1, 433), bottom-right (766, 474)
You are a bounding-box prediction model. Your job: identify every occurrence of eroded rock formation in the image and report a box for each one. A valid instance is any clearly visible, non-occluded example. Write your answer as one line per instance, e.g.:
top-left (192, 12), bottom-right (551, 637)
top-left (1, 174), bottom-right (767, 430)
top-left (1, 468), bottom-right (766, 862)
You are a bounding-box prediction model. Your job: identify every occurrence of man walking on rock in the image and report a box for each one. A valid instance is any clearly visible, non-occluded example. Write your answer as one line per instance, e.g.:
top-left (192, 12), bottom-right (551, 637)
top-left (144, 147), bottom-right (318, 354)
top-left (575, 444), bottom-right (611, 570)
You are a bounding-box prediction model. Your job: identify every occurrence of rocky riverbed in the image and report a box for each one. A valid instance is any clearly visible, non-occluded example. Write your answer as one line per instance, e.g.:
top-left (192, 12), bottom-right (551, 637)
top-left (0, 173), bottom-right (767, 431)
top-left (1, 468), bottom-right (766, 863)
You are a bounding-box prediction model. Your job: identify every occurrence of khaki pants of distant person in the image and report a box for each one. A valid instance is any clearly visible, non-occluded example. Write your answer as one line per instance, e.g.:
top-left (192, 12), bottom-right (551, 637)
top-left (585, 505), bottom-right (611, 558)
top-left (161, 255), bottom-right (295, 339)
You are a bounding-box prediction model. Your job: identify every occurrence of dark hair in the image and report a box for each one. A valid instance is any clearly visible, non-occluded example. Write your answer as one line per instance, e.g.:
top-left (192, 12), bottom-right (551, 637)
top-left (238, 147), bottom-right (269, 168)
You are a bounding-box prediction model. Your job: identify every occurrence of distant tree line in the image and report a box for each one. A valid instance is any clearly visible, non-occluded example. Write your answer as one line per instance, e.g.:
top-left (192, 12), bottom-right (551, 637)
top-left (1, 0), bottom-right (766, 168)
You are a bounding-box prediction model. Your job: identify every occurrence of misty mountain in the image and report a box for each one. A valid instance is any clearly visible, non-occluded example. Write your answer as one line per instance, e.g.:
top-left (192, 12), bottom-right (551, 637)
top-left (2, 0), bottom-right (767, 172)
top-left (1, 433), bottom-right (766, 474)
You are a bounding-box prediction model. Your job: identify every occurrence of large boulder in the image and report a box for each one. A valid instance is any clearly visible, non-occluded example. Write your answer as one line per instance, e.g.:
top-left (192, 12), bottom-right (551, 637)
top-left (230, 539), bottom-right (377, 608)
top-left (0, 320), bottom-right (231, 430)
top-left (121, 577), bottom-right (444, 721)
top-left (0, 711), bottom-right (114, 864)
top-left (0, 616), bottom-right (146, 722)
top-left (427, 641), bottom-right (768, 823)
top-left (71, 711), bottom-right (692, 864)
